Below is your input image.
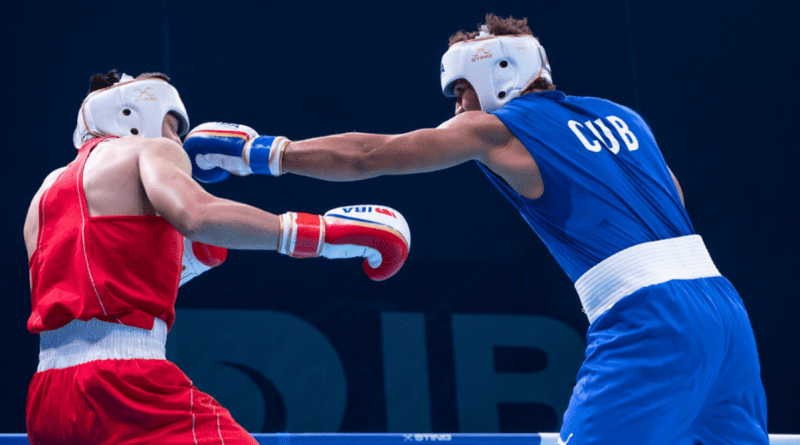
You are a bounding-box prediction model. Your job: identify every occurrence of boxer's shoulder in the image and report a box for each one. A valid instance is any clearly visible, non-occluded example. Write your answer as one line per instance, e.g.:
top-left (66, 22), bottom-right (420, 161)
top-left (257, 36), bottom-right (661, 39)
top-left (92, 135), bottom-right (181, 157)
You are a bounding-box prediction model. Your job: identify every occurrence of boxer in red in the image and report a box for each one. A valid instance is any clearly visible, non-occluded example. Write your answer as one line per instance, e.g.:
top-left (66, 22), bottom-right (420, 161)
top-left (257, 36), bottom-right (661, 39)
top-left (23, 70), bottom-right (411, 444)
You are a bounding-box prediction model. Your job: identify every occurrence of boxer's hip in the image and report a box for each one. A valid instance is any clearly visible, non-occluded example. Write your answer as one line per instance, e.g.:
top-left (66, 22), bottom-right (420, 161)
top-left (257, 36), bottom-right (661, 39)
top-left (28, 318), bottom-right (257, 444)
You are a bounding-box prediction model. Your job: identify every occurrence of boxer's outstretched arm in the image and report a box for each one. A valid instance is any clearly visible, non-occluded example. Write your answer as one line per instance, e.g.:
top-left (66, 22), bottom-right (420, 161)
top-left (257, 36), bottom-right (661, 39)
top-left (283, 111), bottom-right (512, 181)
top-left (139, 138), bottom-right (412, 280)
top-left (137, 137), bottom-right (281, 250)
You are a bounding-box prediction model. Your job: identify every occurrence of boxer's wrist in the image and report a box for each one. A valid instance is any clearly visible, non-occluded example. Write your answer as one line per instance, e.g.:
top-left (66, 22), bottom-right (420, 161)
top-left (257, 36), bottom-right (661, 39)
top-left (247, 136), bottom-right (290, 176)
top-left (277, 212), bottom-right (323, 258)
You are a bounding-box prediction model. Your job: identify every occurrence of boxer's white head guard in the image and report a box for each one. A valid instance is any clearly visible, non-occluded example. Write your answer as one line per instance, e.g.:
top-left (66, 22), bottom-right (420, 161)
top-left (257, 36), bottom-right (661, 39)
top-left (73, 73), bottom-right (190, 148)
top-left (440, 27), bottom-right (552, 112)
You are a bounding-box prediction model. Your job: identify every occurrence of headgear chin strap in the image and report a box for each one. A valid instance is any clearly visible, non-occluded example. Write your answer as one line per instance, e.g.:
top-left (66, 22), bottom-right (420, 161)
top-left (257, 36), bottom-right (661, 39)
top-left (73, 74), bottom-right (190, 148)
top-left (440, 33), bottom-right (552, 112)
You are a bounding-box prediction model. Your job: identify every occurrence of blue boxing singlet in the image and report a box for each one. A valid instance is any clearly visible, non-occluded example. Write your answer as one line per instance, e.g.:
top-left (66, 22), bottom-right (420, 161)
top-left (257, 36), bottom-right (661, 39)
top-left (484, 90), bottom-right (693, 282)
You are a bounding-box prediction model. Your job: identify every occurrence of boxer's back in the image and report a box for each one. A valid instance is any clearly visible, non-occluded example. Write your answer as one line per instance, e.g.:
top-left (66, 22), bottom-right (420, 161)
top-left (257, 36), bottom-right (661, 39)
top-left (26, 136), bottom-right (183, 333)
top-left (82, 136), bottom-right (159, 217)
top-left (25, 136), bottom-right (162, 259)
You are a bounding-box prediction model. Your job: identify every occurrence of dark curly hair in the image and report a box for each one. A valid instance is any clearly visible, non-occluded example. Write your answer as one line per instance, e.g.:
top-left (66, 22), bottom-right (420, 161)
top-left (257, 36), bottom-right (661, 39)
top-left (87, 69), bottom-right (170, 95)
top-left (448, 14), bottom-right (533, 45)
top-left (448, 14), bottom-right (555, 93)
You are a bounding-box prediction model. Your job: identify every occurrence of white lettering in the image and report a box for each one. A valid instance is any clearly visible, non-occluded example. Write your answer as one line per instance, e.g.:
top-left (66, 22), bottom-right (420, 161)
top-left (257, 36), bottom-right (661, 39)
top-left (592, 119), bottom-right (621, 154)
top-left (584, 120), bottom-right (620, 155)
top-left (606, 115), bottom-right (639, 151)
top-left (414, 434), bottom-right (452, 442)
top-left (568, 120), bottom-right (601, 152)
top-left (569, 116), bottom-right (640, 154)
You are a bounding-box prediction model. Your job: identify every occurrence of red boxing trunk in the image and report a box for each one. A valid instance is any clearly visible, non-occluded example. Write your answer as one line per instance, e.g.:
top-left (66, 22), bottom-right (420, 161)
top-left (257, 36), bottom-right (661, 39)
top-left (27, 359), bottom-right (258, 445)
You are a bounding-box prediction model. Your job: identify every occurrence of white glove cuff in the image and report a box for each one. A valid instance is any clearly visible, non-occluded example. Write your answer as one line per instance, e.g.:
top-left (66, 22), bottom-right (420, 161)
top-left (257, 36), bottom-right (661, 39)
top-left (278, 212), bottom-right (325, 258)
top-left (269, 137), bottom-right (289, 176)
top-left (278, 212), bottom-right (294, 256)
top-left (245, 136), bottom-right (290, 176)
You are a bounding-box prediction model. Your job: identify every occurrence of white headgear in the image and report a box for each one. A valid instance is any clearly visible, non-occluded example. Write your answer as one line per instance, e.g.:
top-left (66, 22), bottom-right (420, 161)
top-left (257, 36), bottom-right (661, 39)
top-left (73, 73), bottom-right (190, 148)
top-left (440, 28), bottom-right (552, 112)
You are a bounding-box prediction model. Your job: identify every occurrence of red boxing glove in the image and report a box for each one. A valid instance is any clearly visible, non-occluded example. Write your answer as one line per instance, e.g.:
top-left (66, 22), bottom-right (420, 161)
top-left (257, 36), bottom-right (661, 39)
top-left (180, 237), bottom-right (228, 286)
top-left (278, 205), bottom-right (411, 281)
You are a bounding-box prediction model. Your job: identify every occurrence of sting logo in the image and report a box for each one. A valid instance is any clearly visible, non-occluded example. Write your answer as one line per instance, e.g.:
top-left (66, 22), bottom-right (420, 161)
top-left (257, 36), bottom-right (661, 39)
top-left (471, 43), bottom-right (492, 62)
top-left (133, 87), bottom-right (157, 102)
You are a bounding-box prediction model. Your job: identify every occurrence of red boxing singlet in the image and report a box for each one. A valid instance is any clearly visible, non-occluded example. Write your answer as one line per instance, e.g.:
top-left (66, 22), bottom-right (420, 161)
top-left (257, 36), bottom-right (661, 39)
top-left (28, 137), bottom-right (183, 333)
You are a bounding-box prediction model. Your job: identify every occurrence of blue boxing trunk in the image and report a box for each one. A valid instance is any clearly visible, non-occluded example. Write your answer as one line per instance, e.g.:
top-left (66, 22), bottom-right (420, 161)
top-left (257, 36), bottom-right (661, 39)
top-left (560, 276), bottom-right (767, 444)
top-left (484, 91), bottom-right (768, 443)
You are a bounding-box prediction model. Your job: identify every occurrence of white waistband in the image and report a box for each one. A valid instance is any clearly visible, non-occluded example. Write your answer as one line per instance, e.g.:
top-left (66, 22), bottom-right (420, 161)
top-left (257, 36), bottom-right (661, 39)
top-left (575, 235), bottom-right (721, 324)
top-left (38, 318), bottom-right (167, 371)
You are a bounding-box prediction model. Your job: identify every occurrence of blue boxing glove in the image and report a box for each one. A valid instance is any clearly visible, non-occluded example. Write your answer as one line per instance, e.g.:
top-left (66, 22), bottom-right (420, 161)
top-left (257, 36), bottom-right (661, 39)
top-left (183, 122), bottom-right (291, 183)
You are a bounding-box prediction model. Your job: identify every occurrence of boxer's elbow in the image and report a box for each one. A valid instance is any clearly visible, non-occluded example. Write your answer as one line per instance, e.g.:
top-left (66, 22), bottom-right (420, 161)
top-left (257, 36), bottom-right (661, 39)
top-left (165, 194), bottom-right (216, 240)
top-left (175, 212), bottom-right (202, 240)
top-left (167, 206), bottom-right (201, 239)
top-left (349, 134), bottom-right (393, 178)
top-left (350, 146), bottom-right (378, 176)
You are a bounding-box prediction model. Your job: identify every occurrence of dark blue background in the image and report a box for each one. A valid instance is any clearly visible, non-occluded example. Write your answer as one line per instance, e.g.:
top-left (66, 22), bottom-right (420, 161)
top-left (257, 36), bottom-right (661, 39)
top-left (2, 0), bottom-right (798, 435)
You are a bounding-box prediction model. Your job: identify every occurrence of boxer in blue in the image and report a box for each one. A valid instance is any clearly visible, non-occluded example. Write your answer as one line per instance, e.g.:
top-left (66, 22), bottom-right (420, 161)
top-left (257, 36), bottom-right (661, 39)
top-left (183, 14), bottom-right (768, 444)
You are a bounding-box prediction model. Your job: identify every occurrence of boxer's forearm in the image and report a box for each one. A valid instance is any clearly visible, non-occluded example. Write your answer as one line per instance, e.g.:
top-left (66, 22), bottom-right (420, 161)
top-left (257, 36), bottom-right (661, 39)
top-left (180, 198), bottom-right (281, 250)
top-left (283, 125), bottom-right (486, 181)
top-left (282, 133), bottom-right (393, 181)
top-left (181, 118), bottom-right (487, 182)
